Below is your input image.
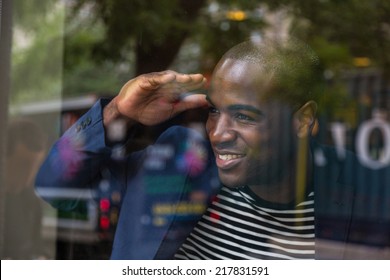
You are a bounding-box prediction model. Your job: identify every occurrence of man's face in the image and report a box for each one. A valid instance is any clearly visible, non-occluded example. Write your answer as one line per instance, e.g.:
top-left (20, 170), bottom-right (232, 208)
top-left (206, 58), bottom-right (296, 188)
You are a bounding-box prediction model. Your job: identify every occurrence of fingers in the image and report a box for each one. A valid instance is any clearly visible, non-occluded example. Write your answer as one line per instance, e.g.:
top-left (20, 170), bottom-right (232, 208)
top-left (138, 71), bottom-right (176, 90)
top-left (174, 72), bottom-right (205, 85)
top-left (138, 71), bottom-right (206, 92)
top-left (176, 73), bottom-right (206, 92)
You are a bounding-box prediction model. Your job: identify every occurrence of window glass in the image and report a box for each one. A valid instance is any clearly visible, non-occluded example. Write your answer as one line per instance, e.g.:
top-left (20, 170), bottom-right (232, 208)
top-left (1, 0), bottom-right (389, 260)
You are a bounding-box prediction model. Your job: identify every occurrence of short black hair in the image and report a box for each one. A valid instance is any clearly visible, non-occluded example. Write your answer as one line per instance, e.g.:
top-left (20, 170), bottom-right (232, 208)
top-left (218, 38), bottom-right (325, 110)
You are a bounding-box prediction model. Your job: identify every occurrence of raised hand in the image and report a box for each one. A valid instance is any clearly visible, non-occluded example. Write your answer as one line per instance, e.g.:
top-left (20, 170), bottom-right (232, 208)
top-left (104, 70), bottom-right (208, 127)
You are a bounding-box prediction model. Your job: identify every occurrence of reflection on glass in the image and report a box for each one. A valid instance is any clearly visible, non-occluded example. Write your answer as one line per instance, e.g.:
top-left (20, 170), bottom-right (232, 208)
top-left (1, 0), bottom-right (389, 260)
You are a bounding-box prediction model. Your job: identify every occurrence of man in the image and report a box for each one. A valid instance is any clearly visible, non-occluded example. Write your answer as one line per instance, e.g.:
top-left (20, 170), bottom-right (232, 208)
top-left (174, 40), bottom-right (320, 259)
top-left (176, 40), bottom-right (390, 260)
top-left (36, 39), bottom-right (364, 259)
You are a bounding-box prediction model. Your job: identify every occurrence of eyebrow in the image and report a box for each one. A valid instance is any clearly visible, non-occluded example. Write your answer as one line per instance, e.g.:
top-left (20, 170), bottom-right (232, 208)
top-left (206, 96), bottom-right (264, 116)
top-left (228, 104), bottom-right (264, 116)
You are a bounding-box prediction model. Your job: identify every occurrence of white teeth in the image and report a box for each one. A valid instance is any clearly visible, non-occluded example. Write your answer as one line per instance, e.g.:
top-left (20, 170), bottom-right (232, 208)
top-left (218, 154), bottom-right (242, 160)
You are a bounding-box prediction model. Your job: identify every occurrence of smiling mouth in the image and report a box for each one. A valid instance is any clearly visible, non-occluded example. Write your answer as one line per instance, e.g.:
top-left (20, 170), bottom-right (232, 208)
top-left (215, 153), bottom-right (245, 170)
top-left (218, 154), bottom-right (244, 161)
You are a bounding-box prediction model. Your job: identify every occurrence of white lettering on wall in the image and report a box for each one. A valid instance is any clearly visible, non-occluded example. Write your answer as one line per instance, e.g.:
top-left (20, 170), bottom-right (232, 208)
top-left (328, 110), bottom-right (390, 169)
top-left (356, 115), bottom-right (390, 169)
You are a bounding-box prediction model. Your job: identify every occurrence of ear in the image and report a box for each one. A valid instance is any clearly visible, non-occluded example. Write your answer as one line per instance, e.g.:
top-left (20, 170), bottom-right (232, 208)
top-left (294, 101), bottom-right (317, 138)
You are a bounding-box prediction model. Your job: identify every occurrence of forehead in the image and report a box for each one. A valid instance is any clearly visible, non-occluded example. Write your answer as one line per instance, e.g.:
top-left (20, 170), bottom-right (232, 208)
top-left (209, 58), bottom-right (274, 104)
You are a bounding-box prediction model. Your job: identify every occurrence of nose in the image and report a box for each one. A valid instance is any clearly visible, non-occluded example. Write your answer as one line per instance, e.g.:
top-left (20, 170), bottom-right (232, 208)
top-left (207, 114), bottom-right (237, 145)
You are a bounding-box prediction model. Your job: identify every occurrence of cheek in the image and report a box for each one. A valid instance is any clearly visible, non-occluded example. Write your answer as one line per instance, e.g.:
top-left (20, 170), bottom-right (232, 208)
top-left (244, 126), bottom-right (270, 152)
top-left (205, 118), bottom-right (214, 137)
top-left (205, 118), bottom-right (211, 132)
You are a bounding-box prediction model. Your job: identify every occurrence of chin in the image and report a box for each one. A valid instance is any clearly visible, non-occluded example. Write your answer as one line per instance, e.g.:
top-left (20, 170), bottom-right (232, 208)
top-left (218, 172), bottom-right (247, 188)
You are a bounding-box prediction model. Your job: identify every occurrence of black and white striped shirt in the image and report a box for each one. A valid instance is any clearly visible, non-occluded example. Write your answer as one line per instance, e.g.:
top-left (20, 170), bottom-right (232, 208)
top-left (174, 186), bottom-right (315, 259)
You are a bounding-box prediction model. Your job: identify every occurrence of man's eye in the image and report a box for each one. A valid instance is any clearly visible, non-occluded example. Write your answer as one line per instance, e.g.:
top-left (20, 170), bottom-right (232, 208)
top-left (208, 107), bottom-right (219, 114)
top-left (235, 113), bottom-right (254, 121)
